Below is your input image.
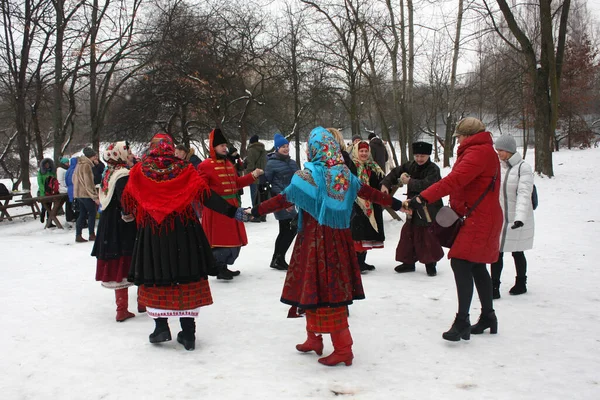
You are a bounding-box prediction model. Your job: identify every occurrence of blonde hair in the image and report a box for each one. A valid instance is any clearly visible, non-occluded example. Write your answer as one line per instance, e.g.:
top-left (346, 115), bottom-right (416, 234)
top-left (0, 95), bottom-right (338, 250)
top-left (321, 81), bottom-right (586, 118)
top-left (327, 128), bottom-right (346, 152)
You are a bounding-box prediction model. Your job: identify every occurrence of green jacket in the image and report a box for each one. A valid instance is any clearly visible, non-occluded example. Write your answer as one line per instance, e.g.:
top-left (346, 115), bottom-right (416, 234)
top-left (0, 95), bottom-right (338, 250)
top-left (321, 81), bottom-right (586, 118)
top-left (37, 158), bottom-right (56, 196)
top-left (245, 142), bottom-right (267, 182)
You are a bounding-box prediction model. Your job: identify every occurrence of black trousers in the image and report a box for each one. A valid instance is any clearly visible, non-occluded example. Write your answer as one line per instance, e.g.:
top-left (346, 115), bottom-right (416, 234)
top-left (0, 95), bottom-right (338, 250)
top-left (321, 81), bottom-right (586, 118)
top-left (491, 251), bottom-right (527, 283)
top-left (450, 258), bottom-right (494, 318)
top-left (76, 198), bottom-right (97, 236)
top-left (274, 219), bottom-right (297, 257)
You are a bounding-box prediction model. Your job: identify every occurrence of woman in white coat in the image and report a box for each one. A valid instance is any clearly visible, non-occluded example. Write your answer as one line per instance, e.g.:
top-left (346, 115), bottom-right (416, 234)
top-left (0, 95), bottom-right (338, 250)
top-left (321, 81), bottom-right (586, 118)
top-left (491, 134), bottom-right (534, 298)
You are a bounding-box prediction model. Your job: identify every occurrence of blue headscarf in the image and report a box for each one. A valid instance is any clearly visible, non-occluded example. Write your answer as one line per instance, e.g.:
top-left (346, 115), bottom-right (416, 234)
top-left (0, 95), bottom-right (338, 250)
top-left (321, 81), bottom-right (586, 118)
top-left (282, 126), bottom-right (361, 230)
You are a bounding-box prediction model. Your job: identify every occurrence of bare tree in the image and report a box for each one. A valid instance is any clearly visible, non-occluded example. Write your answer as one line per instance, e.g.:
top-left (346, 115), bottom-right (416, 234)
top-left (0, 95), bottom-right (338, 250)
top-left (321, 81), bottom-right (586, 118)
top-left (0, 0), bottom-right (54, 190)
top-left (485, 0), bottom-right (571, 177)
top-left (442, 0), bottom-right (464, 168)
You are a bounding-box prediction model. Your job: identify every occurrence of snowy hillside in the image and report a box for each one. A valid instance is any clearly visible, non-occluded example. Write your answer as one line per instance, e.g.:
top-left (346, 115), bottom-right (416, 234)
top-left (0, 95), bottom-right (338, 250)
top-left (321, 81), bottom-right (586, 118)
top-left (0, 147), bottom-right (598, 400)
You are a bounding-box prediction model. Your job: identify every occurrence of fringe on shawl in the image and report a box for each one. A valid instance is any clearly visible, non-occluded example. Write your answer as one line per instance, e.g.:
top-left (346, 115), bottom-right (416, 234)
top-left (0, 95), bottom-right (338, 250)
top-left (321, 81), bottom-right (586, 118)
top-left (284, 171), bottom-right (359, 231)
top-left (121, 185), bottom-right (209, 233)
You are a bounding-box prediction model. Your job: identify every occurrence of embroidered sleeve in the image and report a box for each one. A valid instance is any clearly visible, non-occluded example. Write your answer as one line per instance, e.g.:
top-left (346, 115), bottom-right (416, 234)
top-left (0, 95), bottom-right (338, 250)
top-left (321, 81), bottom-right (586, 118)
top-left (256, 194), bottom-right (294, 216)
top-left (357, 183), bottom-right (392, 207)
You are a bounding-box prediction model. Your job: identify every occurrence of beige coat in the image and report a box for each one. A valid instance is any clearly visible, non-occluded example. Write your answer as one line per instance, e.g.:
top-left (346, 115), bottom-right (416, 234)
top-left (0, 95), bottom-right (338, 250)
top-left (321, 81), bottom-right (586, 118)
top-left (73, 156), bottom-right (98, 200)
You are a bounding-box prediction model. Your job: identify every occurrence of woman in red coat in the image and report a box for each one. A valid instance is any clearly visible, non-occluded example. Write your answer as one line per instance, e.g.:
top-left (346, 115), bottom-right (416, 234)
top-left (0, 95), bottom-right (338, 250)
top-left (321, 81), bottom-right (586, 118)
top-left (406, 117), bottom-right (502, 342)
top-left (251, 127), bottom-right (402, 366)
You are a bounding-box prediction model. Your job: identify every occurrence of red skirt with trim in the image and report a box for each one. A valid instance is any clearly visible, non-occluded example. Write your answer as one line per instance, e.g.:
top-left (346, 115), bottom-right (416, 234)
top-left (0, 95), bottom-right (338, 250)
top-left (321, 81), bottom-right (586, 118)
top-left (95, 256), bottom-right (132, 283)
top-left (138, 280), bottom-right (213, 310)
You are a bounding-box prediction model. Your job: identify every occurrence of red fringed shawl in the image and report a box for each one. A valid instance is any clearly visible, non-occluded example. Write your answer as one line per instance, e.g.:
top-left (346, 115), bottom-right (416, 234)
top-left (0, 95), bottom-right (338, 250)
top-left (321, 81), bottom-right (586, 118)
top-left (121, 133), bottom-right (210, 228)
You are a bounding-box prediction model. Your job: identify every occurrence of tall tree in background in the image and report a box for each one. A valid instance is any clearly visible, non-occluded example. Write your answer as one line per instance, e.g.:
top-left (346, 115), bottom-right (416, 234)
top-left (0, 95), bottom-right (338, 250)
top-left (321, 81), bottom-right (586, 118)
top-left (487, 0), bottom-right (571, 177)
top-left (443, 0), bottom-right (464, 168)
top-left (0, 0), bottom-right (53, 190)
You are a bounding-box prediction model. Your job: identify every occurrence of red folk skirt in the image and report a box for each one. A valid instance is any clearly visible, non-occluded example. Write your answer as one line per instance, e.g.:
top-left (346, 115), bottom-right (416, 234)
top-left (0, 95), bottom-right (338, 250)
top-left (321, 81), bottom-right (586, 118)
top-left (281, 213), bottom-right (365, 309)
top-left (138, 280), bottom-right (213, 311)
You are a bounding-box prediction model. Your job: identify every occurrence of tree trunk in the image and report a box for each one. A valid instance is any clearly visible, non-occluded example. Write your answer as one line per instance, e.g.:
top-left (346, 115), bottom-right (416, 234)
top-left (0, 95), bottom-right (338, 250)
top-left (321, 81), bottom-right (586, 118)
top-left (90, 0), bottom-right (99, 152)
top-left (443, 0), bottom-right (464, 168)
top-left (406, 0), bottom-right (414, 157)
top-left (53, 0), bottom-right (64, 164)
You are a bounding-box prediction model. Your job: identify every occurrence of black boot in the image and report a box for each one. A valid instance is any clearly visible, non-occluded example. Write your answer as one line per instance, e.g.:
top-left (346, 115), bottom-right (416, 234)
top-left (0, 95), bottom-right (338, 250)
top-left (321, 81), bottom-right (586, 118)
top-left (425, 263), bottom-right (437, 276)
top-left (471, 310), bottom-right (498, 334)
top-left (492, 279), bottom-right (501, 299)
top-left (149, 318), bottom-right (172, 343)
top-left (356, 252), bottom-right (368, 273)
top-left (509, 276), bottom-right (527, 295)
top-left (177, 317), bottom-right (196, 351)
top-left (394, 263), bottom-right (416, 273)
top-left (216, 263), bottom-right (233, 280)
top-left (270, 254), bottom-right (288, 270)
top-left (227, 267), bottom-right (241, 277)
top-left (442, 313), bottom-right (471, 342)
top-left (363, 253), bottom-right (375, 271)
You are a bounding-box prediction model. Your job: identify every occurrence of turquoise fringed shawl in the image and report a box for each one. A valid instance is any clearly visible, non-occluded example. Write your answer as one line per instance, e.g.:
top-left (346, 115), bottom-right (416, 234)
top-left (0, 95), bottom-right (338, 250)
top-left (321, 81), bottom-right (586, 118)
top-left (282, 127), bottom-right (361, 230)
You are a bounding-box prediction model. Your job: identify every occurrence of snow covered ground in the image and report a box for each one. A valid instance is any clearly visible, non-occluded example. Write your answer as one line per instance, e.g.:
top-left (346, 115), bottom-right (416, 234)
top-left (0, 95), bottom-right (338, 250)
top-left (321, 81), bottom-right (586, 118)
top-left (1, 147), bottom-right (599, 400)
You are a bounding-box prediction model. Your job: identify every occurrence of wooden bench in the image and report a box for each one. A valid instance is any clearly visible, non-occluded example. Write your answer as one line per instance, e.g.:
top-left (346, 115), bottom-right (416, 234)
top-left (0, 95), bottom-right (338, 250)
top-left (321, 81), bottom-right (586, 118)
top-left (0, 191), bottom-right (40, 222)
top-left (20, 193), bottom-right (69, 229)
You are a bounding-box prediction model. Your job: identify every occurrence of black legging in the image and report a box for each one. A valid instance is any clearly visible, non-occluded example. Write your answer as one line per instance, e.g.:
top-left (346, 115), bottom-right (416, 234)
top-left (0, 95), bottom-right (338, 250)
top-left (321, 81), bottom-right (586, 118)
top-left (490, 251), bottom-right (527, 283)
top-left (451, 258), bottom-right (494, 317)
top-left (274, 219), bottom-right (297, 257)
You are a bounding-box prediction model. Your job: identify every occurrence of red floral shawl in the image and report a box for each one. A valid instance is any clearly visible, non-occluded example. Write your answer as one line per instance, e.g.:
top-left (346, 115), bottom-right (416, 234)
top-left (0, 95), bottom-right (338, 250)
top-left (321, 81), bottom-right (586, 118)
top-left (122, 133), bottom-right (209, 227)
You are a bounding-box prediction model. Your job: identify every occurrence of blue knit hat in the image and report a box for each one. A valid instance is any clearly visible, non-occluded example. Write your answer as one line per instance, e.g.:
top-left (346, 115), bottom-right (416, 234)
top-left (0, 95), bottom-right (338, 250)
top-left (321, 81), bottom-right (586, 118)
top-left (274, 133), bottom-right (289, 150)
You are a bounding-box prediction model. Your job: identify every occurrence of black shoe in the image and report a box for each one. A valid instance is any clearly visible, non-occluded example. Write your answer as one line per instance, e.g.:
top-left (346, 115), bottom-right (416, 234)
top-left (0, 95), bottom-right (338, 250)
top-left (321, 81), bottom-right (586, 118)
top-left (509, 276), bottom-right (527, 295)
top-left (227, 268), bottom-right (241, 277)
top-left (362, 253), bottom-right (375, 271)
top-left (216, 264), bottom-right (234, 280)
top-left (394, 263), bottom-right (416, 273)
top-left (442, 314), bottom-right (471, 342)
top-left (149, 318), bottom-right (172, 343)
top-left (364, 263), bottom-right (376, 271)
top-left (270, 254), bottom-right (288, 270)
top-left (177, 317), bottom-right (196, 350)
top-left (425, 263), bottom-right (437, 276)
top-left (260, 216), bottom-right (267, 222)
top-left (471, 311), bottom-right (498, 334)
top-left (356, 252), bottom-right (369, 273)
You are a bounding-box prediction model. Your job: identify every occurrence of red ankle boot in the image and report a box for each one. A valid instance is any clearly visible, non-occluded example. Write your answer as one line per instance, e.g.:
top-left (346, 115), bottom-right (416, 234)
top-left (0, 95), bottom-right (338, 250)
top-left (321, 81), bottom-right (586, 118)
top-left (115, 288), bottom-right (135, 322)
top-left (296, 331), bottom-right (324, 355)
top-left (318, 328), bottom-right (353, 366)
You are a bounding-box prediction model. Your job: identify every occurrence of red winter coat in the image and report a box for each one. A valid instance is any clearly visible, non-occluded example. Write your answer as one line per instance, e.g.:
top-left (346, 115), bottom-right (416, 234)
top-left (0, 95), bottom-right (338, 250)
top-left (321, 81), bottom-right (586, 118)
top-left (197, 158), bottom-right (255, 247)
top-left (420, 132), bottom-right (502, 264)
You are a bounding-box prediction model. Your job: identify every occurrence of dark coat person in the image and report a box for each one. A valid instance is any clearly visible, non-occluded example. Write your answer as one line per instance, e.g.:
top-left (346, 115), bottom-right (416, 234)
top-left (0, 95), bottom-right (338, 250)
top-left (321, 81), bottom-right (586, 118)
top-left (264, 133), bottom-right (299, 270)
top-left (381, 141), bottom-right (444, 276)
top-left (349, 141), bottom-right (386, 272)
top-left (368, 133), bottom-right (388, 171)
top-left (245, 135), bottom-right (268, 209)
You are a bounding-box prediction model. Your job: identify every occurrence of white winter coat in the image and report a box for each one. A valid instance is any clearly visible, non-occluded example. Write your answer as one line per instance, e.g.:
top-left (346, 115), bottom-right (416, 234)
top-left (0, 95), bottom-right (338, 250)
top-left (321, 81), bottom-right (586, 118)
top-left (56, 166), bottom-right (68, 194)
top-left (499, 152), bottom-right (535, 252)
